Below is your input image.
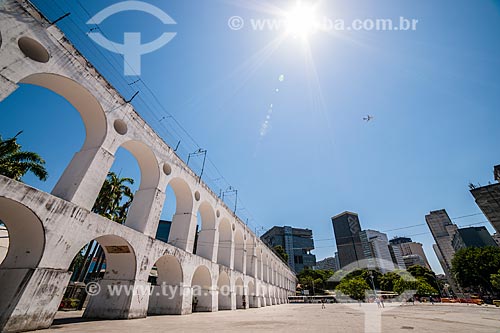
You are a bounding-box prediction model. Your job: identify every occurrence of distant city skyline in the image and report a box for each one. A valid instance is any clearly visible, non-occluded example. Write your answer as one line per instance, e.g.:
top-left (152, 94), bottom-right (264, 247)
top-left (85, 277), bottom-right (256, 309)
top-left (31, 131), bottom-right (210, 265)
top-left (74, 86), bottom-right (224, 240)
top-left (1, 0), bottom-right (500, 276)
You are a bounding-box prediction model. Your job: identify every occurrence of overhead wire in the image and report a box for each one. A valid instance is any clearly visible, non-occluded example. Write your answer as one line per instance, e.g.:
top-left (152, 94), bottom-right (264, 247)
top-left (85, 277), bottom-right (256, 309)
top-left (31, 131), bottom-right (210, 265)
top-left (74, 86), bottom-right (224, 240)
top-left (28, 0), bottom-right (268, 234)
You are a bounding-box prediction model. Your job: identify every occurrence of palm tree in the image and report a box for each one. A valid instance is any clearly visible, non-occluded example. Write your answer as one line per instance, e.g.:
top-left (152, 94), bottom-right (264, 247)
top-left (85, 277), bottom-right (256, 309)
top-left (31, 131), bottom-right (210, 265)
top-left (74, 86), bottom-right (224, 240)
top-left (92, 171), bottom-right (134, 224)
top-left (70, 172), bottom-right (135, 284)
top-left (0, 131), bottom-right (48, 181)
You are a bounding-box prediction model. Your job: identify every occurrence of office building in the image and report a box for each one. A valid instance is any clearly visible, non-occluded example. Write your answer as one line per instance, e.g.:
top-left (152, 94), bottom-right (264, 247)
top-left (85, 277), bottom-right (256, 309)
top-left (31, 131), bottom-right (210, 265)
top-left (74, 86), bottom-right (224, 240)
top-left (334, 252), bottom-right (340, 271)
top-left (261, 226), bottom-right (316, 273)
top-left (389, 237), bottom-right (412, 246)
top-left (389, 236), bottom-right (430, 269)
top-left (470, 165), bottom-right (500, 234)
top-left (403, 254), bottom-right (427, 268)
top-left (451, 226), bottom-right (497, 251)
top-left (426, 209), bottom-right (459, 293)
top-left (155, 220), bottom-right (172, 243)
top-left (359, 229), bottom-right (395, 272)
top-left (398, 242), bottom-right (431, 269)
top-left (388, 244), bottom-right (406, 269)
top-left (331, 212), bottom-right (365, 268)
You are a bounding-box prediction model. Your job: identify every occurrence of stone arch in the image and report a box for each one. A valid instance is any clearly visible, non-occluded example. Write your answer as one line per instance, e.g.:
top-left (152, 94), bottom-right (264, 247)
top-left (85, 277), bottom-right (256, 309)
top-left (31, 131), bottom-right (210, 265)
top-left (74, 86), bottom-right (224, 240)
top-left (166, 177), bottom-right (194, 251)
top-left (260, 285), bottom-right (267, 307)
top-left (191, 265), bottom-right (213, 312)
top-left (68, 234), bottom-right (139, 319)
top-left (264, 255), bottom-right (269, 282)
top-left (8, 73), bottom-right (109, 210)
top-left (0, 197), bottom-right (47, 323)
top-left (0, 197), bottom-right (44, 270)
top-left (216, 218), bottom-right (232, 267)
top-left (194, 201), bottom-right (216, 261)
top-left (112, 140), bottom-right (161, 235)
top-left (120, 140), bottom-right (160, 190)
top-left (18, 73), bottom-right (106, 149)
top-left (270, 261), bottom-right (275, 285)
top-left (148, 254), bottom-right (183, 315)
top-left (257, 248), bottom-right (262, 280)
top-left (235, 277), bottom-right (245, 309)
top-left (233, 230), bottom-right (245, 273)
top-left (246, 241), bottom-right (255, 277)
top-left (217, 270), bottom-right (231, 310)
top-left (248, 280), bottom-right (257, 308)
top-left (83, 234), bottom-right (137, 281)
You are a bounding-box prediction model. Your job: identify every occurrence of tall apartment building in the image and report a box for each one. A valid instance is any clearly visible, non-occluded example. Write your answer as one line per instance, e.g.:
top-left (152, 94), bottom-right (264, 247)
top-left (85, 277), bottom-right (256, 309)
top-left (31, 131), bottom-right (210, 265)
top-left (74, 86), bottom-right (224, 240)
top-left (359, 229), bottom-right (395, 272)
top-left (261, 226), bottom-right (316, 273)
top-left (331, 212), bottom-right (365, 269)
top-left (425, 209), bottom-right (459, 293)
top-left (470, 165), bottom-right (500, 234)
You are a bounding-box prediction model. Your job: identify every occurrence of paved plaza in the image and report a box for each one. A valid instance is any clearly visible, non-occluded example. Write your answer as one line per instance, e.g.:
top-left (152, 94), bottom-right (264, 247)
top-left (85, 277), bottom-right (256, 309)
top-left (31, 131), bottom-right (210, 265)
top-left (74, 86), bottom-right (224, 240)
top-left (35, 303), bottom-right (500, 333)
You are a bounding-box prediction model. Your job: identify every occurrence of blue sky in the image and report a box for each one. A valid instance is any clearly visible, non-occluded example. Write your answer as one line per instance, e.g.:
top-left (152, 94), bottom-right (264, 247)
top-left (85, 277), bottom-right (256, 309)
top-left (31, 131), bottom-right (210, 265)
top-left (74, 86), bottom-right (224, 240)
top-left (1, 0), bottom-right (500, 274)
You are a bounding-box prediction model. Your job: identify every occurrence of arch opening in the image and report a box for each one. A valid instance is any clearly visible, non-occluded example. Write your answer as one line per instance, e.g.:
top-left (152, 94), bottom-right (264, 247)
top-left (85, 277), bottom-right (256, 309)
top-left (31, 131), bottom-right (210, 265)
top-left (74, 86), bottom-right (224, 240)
top-left (248, 280), bottom-right (257, 308)
top-left (217, 271), bottom-right (231, 310)
top-left (246, 241), bottom-right (255, 277)
top-left (19, 73), bottom-right (106, 150)
top-left (105, 141), bottom-right (161, 235)
top-left (148, 254), bottom-right (183, 315)
top-left (63, 234), bottom-right (136, 316)
top-left (0, 197), bottom-right (44, 270)
top-left (216, 218), bottom-right (232, 267)
top-left (0, 82), bottom-right (86, 193)
top-left (191, 265), bottom-right (212, 312)
top-left (194, 201), bottom-right (216, 261)
top-left (92, 148), bottom-right (139, 225)
top-left (163, 178), bottom-right (194, 251)
top-left (235, 277), bottom-right (245, 309)
top-left (233, 230), bottom-right (245, 273)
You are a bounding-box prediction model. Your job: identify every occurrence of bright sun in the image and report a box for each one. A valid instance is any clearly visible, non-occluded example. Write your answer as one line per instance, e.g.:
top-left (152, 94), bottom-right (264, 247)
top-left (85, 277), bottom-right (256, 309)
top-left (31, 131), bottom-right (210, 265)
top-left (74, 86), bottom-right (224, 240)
top-left (285, 2), bottom-right (318, 39)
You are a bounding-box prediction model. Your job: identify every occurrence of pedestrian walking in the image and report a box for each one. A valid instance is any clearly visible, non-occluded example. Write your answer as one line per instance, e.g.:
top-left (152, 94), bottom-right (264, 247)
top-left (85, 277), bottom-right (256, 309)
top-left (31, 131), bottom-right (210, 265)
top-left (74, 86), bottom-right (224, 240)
top-left (379, 296), bottom-right (385, 308)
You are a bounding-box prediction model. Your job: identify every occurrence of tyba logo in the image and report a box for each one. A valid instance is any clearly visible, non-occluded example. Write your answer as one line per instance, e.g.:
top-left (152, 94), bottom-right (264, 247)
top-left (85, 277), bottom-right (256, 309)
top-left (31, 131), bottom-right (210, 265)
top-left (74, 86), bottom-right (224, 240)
top-left (87, 1), bottom-right (176, 76)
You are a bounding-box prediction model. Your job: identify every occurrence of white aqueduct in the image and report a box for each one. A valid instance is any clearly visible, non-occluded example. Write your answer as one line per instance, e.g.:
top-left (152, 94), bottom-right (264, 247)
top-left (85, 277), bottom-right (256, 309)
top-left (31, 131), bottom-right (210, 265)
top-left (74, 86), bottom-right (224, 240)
top-left (0, 1), bottom-right (296, 332)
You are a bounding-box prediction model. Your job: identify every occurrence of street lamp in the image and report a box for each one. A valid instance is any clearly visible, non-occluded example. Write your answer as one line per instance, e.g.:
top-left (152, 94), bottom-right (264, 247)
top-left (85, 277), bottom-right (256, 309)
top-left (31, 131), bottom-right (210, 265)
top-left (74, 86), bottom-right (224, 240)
top-left (369, 271), bottom-right (377, 297)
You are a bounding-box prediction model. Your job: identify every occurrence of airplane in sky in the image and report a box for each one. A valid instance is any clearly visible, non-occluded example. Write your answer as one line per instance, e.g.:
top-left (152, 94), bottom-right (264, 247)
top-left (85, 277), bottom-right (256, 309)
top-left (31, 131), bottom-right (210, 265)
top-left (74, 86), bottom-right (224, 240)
top-left (363, 115), bottom-right (374, 122)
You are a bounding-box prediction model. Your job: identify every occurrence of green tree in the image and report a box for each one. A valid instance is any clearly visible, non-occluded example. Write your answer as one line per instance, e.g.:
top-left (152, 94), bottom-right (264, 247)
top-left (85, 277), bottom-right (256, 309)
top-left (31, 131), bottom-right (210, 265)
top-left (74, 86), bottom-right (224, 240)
top-left (336, 277), bottom-right (370, 300)
top-left (0, 132), bottom-right (48, 181)
top-left (452, 246), bottom-right (500, 294)
top-left (70, 173), bottom-right (135, 282)
top-left (491, 269), bottom-right (500, 290)
top-left (393, 275), bottom-right (418, 295)
top-left (273, 245), bottom-right (289, 262)
top-left (92, 172), bottom-right (134, 224)
top-left (343, 268), bottom-right (383, 290)
top-left (406, 265), bottom-right (440, 291)
top-left (416, 278), bottom-right (438, 296)
top-left (380, 271), bottom-right (403, 291)
top-left (297, 268), bottom-right (334, 294)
